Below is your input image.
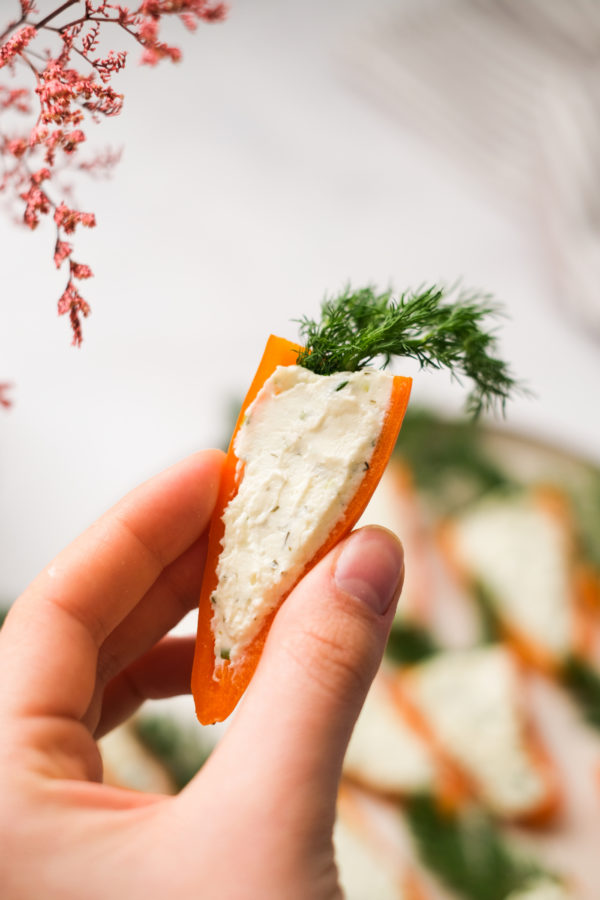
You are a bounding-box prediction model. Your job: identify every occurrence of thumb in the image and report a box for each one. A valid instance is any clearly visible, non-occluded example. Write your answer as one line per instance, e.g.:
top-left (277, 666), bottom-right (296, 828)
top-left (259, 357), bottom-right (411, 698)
top-left (219, 526), bottom-right (404, 803)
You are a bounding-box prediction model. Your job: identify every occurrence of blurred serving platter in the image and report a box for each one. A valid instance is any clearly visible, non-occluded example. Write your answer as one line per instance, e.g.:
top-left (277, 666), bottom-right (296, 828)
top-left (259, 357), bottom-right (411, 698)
top-left (97, 409), bottom-right (600, 899)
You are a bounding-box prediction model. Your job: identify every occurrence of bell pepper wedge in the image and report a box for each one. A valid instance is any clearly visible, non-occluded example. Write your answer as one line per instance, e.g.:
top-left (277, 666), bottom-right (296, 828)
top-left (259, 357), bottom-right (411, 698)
top-left (191, 334), bottom-right (412, 724)
top-left (392, 652), bottom-right (561, 825)
top-left (439, 486), bottom-right (595, 675)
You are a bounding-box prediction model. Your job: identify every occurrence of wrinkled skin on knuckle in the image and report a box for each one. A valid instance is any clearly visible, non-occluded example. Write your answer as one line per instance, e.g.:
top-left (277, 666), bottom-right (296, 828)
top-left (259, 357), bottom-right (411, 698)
top-left (282, 601), bottom-right (379, 709)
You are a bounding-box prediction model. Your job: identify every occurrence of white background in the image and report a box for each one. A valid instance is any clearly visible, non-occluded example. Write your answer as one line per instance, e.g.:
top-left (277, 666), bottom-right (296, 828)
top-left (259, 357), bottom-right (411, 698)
top-left (1, 0), bottom-right (599, 602)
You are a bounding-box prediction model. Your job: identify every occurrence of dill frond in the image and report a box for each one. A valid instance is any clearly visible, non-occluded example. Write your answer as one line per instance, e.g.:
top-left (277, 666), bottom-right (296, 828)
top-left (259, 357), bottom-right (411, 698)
top-left (405, 795), bottom-right (551, 900)
top-left (296, 285), bottom-right (521, 417)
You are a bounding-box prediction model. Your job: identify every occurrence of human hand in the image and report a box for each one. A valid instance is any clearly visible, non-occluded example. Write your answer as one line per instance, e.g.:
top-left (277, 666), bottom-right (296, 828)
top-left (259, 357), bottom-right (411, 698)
top-left (0, 451), bottom-right (404, 900)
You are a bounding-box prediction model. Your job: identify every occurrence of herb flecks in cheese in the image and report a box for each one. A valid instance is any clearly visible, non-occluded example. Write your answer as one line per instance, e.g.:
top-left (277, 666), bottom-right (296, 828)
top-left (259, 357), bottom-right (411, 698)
top-left (211, 365), bottom-right (394, 663)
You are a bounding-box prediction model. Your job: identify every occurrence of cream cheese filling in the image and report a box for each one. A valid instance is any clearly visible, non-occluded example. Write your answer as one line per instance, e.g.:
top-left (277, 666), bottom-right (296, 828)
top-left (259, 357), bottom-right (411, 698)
top-left (334, 815), bottom-right (404, 900)
top-left (344, 672), bottom-right (435, 794)
top-left (451, 495), bottom-right (573, 658)
top-left (408, 646), bottom-right (547, 817)
top-left (211, 364), bottom-right (394, 663)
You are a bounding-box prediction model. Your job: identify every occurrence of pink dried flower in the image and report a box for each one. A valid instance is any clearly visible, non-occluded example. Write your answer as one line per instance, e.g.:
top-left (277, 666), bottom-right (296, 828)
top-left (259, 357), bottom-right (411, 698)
top-left (31, 167), bottom-right (51, 184)
top-left (139, 19), bottom-right (159, 42)
top-left (62, 130), bottom-right (86, 153)
top-left (21, 182), bottom-right (51, 229)
top-left (54, 239), bottom-right (73, 268)
top-left (136, 14), bottom-right (182, 66)
top-left (57, 279), bottom-right (91, 348)
top-left (114, 6), bottom-right (138, 27)
top-left (54, 202), bottom-right (96, 234)
top-left (140, 41), bottom-right (181, 65)
top-left (0, 383), bottom-right (13, 410)
top-left (6, 138), bottom-right (28, 158)
top-left (77, 147), bottom-right (122, 174)
top-left (70, 260), bottom-right (93, 279)
top-left (0, 0), bottom-right (227, 348)
top-left (139, 46), bottom-right (160, 65)
top-left (140, 0), bottom-right (227, 18)
top-left (79, 210), bottom-right (95, 227)
top-left (0, 25), bottom-right (37, 69)
top-left (202, 3), bottom-right (228, 22)
top-left (94, 49), bottom-right (128, 83)
top-left (180, 12), bottom-right (198, 31)
top-left (0, 86), bottom-right (30, 113)
top-left (28, 125), bottom-right (49, 147)
top-left (82, 22), bottom-right (101, 56)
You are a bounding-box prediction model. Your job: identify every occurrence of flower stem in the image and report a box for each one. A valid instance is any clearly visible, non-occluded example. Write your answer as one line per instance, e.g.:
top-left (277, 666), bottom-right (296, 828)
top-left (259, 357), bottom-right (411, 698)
top-left (35, 0), bottom-right (81, 31)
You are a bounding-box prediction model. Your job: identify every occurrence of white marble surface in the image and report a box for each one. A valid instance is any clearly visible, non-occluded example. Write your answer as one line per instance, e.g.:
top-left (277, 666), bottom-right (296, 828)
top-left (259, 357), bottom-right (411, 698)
top-left (1, 0), bottom-right (599, 600)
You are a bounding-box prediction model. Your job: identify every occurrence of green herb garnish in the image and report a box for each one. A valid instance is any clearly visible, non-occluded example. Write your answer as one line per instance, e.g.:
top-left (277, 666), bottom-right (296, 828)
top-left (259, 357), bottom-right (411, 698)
top-left (385, 621), bottom-right (439, 665)
top-left (569, 469), bottom-right (600, 571)
top-left (134, 714), bottom-right (212, 792)
top-left (405, 794), bottom-right (551, 900)
top-left (473, 580), bottom-right (505, 645)
top-left (562, 655), bottom-right (600, 731)
top-left (394, 406), bottom-right (514, 508)
top-left (296, 285), bottom-right (521, 417)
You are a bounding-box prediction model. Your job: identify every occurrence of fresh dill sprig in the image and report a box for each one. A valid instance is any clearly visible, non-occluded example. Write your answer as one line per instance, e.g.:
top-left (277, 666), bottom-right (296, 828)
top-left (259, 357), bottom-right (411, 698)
top-left (405, 794), bottom-right (551, 900)
top-left (296, 285), bottom-right (521, 417)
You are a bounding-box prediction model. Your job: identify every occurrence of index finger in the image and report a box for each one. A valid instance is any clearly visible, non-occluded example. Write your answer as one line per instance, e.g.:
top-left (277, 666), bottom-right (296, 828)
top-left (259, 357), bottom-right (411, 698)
top-left (0, 450), bottom-right (224, 722)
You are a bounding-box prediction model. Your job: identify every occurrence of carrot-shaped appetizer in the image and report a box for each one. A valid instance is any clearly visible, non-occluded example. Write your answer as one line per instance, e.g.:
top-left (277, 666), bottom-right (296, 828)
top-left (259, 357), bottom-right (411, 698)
top-left (397, 645), bottom-right (560, 824)
top-left (192, 337), bottom-right (411, 723)
top-left (343, 666), bottom-right (441, 799)
top-left (440, 487), bottom-right (593, 674)
top-left (404, 793), bottom-right (565, 900)
top-left (335, 782), bottom-right (430, 900)
top-left (192, 285), bottom-right (519, 723)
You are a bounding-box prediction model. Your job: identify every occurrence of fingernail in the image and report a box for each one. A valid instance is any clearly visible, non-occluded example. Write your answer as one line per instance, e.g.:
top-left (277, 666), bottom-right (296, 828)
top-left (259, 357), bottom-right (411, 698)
top-left (334, 528), bottom-right (404, 616)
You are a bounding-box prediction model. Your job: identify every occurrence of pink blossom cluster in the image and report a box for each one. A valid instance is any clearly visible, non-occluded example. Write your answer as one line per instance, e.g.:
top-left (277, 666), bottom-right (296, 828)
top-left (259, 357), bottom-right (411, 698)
top-left (0, 0), bottom-right (226, 354)
top-left (0, 24), bottom-right (37, 68)
top-left (0, 383), bottom-right (13, 409)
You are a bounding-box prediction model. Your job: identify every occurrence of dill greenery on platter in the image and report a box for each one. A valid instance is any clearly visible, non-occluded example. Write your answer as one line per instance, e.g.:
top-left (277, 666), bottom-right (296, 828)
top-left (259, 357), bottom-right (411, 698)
top-left (405, 795), bottom-right (553, 900)
top-left (384, 621), bottom-right (439, 665)
top-left (394, 406), bottom-right (514, 507)
top-left (134, 714), bottom-right (213, 792)
top-left (296, 284), bottom-right (521, 417)
top-left (562, 656), bottom-right (600, 732)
